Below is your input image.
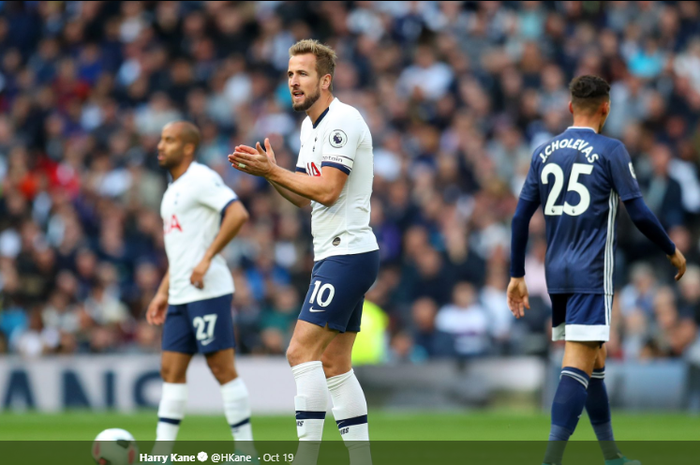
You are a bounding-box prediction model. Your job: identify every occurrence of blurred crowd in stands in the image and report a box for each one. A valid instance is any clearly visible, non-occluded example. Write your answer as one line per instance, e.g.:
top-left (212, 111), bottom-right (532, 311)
top-left (1, 1), bottom-right (700, 363)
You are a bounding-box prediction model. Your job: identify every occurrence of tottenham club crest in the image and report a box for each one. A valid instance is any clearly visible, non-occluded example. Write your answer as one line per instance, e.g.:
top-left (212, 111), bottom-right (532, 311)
top-left (330, 129), bottom-right (348, 148)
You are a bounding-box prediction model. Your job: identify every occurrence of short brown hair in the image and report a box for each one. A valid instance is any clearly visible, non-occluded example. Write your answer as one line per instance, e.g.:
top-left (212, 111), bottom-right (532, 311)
top-left (172, 121), bottom-right (201, 152)
top-left (569, 75), bottom-right (610, 113)
top-left (289, 39), bottom-right (337, 91)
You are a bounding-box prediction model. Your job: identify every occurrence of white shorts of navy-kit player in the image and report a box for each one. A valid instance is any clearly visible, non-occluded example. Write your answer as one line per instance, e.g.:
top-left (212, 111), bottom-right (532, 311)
top-left (549, 293), bottom-right (612, 342)
top-left (160, 162), bottom-right (239, 353)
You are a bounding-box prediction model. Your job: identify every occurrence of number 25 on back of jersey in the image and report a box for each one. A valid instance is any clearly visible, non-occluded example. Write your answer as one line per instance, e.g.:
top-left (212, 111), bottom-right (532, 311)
top-left (541, 163), bottom-right (594, 217)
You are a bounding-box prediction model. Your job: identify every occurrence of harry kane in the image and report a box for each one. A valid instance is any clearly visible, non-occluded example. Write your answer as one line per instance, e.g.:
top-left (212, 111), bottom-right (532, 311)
top-left (228, 39), bottom-right (379, 465)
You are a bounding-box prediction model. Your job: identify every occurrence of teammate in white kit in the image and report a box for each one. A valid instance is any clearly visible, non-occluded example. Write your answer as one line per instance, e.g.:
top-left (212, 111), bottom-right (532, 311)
top-left (147, 121), bottom-right (254, 455)
top-left (229, 40), bottom-right (379, 464)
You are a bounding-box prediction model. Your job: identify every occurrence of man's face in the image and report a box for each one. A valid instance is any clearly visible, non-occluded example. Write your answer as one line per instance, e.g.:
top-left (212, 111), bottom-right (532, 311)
top-left (288, 54), bottom-right (322, 112)
top-left (157, 124), bottom-right (186, 169)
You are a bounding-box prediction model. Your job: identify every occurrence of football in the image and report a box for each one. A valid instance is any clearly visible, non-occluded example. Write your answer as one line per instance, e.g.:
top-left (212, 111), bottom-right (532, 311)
top-left (92, 428), bottom-right (139, 465)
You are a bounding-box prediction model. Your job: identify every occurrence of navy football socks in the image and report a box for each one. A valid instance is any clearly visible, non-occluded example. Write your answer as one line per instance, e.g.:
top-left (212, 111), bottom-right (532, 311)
top-left (586, 367), bottom-right (621, 460)
top-left (543, 367), bottom-right (590, 465)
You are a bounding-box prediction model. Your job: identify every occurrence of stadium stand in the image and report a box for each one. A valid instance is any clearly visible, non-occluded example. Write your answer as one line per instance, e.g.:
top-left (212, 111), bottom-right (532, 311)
top-left (0, 1), bottom-right (699, 364)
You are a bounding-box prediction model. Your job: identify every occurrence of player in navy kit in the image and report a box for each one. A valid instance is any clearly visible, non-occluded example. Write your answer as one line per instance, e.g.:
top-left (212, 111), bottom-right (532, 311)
top-left (508, 76), bottom-right (686, 465)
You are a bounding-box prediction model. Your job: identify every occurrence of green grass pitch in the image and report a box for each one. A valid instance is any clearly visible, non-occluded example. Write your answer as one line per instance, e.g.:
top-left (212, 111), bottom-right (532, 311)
top-left (0, 411), bottom-right (698, 441)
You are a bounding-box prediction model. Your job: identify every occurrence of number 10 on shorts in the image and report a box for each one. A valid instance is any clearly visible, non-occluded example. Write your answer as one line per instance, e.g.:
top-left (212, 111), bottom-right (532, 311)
top-left (309, 280), bottom-right (336, 307)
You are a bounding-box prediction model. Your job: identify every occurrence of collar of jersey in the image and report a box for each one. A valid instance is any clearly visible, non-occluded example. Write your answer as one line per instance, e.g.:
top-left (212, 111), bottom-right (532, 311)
top-left (312, 98), bottom-right (338, 129)
top-left (566, 126), bottom-right (597, 133)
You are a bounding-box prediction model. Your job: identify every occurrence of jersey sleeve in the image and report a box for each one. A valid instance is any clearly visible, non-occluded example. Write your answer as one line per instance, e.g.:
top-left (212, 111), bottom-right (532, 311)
top-left (196, 170), bottom-right (238, 213)
top-left (608, 144), bottom-right (643, 201)
top-left (320, 115), bottom-right (363, 175)
top-left (519, 157), bottom-right (540, 203)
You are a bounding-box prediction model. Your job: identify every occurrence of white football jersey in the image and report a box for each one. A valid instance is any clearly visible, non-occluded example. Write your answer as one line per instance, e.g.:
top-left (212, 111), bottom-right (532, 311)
top-left (296, 98), bottom-right (379, 261)
top-left (160, 162), bottom-right (237, 304)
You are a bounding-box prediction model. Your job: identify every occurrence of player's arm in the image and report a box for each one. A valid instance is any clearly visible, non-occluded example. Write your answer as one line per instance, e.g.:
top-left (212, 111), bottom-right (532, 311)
top-left (246, 139), bottom-right (311, 208)
top-left (507, 155), bottom-right (541, 319)
top-left (156, 269), bottom-right (170, 296)
top-left (624, 197), bottom-right (686, 280)
top-left (147, 269), bottom-right (169, 325)
top-left (266, 164), bottom-right (346, 207)
top-left (269, 177), bottom-right (311, 208)
top-left (229, 139), bottom-right (347, 207)
top-left (507, 197), bottom-right (540, 318)
top-left (190, 200), bottom-right (249, 288)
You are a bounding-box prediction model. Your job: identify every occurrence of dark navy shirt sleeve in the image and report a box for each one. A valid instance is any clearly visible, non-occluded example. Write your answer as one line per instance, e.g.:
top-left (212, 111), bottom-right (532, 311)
top-left (510, 198), bottom-right (540, 277)
top-left (624, 197), bottom-right (676, 256)
top-left (519, 157), bottom-right (541, 203)
top-left (608, 144), bottom-right (643, 201)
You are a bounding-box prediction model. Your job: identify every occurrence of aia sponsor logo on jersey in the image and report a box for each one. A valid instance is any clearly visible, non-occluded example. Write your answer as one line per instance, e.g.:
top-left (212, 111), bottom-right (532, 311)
top-left (164, 214), bottom-right (182, 234)
top-left (306, 162), bottom-right (321, 177)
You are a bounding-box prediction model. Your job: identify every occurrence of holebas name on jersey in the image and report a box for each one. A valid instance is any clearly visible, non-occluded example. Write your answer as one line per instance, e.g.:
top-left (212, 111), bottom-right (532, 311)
top-left (539, 138), bottom-right (599, 164)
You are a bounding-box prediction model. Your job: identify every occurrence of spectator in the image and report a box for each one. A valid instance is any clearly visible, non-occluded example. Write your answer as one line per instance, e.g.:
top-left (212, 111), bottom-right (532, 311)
top-left (435, 282), bottom-right (490, 358)
top-left (403, 246), bottom-right (454, 307)
top-left (259, 284), bottom-right (299, 337)
top-left (12, 308), bottom-right (60, 358)
top-left (411, 297), bottom-right (454, 359)
top-left (646, 287), bottom-right (697, 358)
top-left (620, 263), bottom-right (658, 318)
top-left (638, 143), bottom-right (684, 230)
top-left (480, 269), bottom-right (513, 346)
top-left (397, 44), bottom-right (454, 102)
top-left (679, 265), bottom-right (700, 327)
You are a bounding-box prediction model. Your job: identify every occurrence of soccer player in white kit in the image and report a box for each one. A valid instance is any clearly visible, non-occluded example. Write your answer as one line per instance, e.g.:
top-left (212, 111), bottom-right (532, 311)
top-left (147, 121), bottom-right (253, 455)
top-left (229, 40), bottom-right (379, 465)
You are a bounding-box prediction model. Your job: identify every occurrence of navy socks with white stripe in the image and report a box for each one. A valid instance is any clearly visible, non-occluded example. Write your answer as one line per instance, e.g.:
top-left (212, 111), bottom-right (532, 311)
top-left (586, 368), bottom-right (621, 460)
top-left (544, 367), bottom-right (590, 465)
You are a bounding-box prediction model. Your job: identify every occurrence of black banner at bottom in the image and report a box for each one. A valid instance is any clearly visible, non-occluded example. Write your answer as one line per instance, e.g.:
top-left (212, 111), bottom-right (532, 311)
top-left (1, 440), bottom-right (699, 465)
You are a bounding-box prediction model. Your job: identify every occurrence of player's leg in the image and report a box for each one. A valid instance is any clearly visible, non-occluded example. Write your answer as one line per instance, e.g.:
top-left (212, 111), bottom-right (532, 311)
top-left (321, 251), bottom-right (379, 465)
top-left (544, 293), bottom-right (602, 465)
top-left (287, 320), bottom-right (339, 465)
top-left (289, 251), bottom-right (379, 465)
top-left (321, 330), bottom-right (356, 378)
top-left (157, 350), bottom-right (193, 445)
top-left (205, 348), bottom-right (254, 442)
top-left (544, 340), bottom-right (600, 465)
top-left (323, 328), bottom-right (372, 465)
top-left (323, 315), bottom-right (368, 442)
top-left (287, 257), bottom-right (353, 446)
top-left (155, 303), bottom-right (197, 455)
top-left (287, 320), bottom-right (339, 441)
top-left (190, 294), bottom-right (255, 443)
top-left (587, 323), bottom-right (640, 464)
top-left (587, 345), bottom-right (618, 456)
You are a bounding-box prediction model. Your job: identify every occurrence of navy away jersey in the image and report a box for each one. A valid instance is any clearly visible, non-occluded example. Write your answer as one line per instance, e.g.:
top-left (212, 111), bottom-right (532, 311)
top-left (520, 127), bottom-right (642, 294)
